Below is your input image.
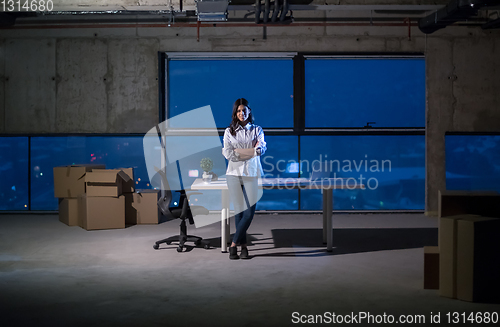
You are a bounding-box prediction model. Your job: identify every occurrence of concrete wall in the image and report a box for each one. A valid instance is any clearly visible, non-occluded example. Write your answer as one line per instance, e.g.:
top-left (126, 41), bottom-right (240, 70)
top-left (0, 23), bottom-right (499, 212)
top-left (5, 39), bottom-right (57, 132)
top-left (425, 36), bottom-right (500, 214)
top-left (1, 35), bottom-right (159, 133)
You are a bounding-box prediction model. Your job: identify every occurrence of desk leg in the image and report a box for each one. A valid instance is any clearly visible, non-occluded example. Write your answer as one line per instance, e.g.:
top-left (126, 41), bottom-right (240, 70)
top-left (225, 211), bottom-right (230, 247)
top-left (221, 190), bottom-right (230, 253)
top-left (322, 190), bottom-right (327, 243)
top-left (221, 208), bottom-right (227, 253)
top-left (325, 189), bottom-right (333, 252)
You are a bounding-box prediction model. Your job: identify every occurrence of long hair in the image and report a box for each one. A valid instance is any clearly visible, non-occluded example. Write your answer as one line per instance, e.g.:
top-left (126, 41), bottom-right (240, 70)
top-left (229, 98), bottom-right (254, 136)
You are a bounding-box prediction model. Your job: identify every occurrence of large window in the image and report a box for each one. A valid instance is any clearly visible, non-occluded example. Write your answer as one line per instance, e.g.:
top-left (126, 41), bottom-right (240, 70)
top-left (168, 56), bottom-right (294, 128)
top-left (300, 135), bottom-right (425, 210)
top-left (0, 54), bottom-right (426, 212)
top-left (163, 52), bottom-right (426, 211)
top-left (0, 135), bottom-right (152, 211)
top-left (446, 133), bottom-right (500, 192)
top-left (305, 58), bottom-right (425, 128)
top-left (31, 135), bottom-right (153, 210)
top-left (0, 137), bottom-right (29, 210)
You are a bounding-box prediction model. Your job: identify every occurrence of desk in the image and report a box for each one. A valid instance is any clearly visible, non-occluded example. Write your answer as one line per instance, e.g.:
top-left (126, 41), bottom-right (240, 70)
top-left (191, 177), bottom-right (364, 253)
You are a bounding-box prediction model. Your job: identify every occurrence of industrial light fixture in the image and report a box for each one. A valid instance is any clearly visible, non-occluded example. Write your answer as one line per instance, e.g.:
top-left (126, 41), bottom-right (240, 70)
top-left (195, 0), bottom-right (230, 21)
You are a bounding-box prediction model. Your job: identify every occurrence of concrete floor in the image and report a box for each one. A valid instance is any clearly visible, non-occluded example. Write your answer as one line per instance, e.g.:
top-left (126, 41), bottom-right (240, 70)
top-left (0, 213), bottom-right (498, 326)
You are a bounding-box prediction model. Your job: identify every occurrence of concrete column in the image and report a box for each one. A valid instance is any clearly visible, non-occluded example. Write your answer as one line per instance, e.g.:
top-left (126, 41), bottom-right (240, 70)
top-left (56, 39), bottom-right (108, 133)
top-left (5, 39), bottom-right (56, 133)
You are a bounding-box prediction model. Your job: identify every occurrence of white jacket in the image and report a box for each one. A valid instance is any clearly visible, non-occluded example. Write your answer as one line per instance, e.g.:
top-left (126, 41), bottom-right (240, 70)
top-left (222, 123), bottom-right (267, 177)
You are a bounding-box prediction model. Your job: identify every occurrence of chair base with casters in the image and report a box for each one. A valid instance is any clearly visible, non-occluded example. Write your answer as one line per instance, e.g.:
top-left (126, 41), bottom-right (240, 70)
top-left (153, 218), bottom-right (210, 252)
top-left (153, 190), bottom-right (211, 252)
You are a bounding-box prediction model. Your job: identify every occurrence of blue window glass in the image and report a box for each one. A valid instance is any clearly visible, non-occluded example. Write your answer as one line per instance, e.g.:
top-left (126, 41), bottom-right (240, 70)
top-left (163, 136), bottom-right (226, 211)
top-left (168, 59), bottom-right (294, 128)
top-left (145, 134), bottom-right (297, 212)
top-left (258, 135), bottom-right (299, 210)
top-left (217, 135), bottom-right (299, 211)
top-left (31, 137), bottom-right (86, 210)
top-left (30, 136), bottom-right (152, 210)
top-left (0, 137), bottom-right (29, 210)
top-left (300, 135), bottom-right (425, 210)
top-left (169, 136), bottom-right (299, 211)
top-left (446, 135), bottom-right (500, 192)
top-left (305, 58), bottom-right (425, 128)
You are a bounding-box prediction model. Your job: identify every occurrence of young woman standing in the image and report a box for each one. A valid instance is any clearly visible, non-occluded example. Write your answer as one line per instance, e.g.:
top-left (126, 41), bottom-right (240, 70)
top-left (222, 98), bottom-right (266, 260)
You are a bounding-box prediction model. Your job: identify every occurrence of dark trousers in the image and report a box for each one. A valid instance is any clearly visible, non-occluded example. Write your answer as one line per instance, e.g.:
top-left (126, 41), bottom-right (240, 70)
top-left (227, 175), bottom-right (258, 245)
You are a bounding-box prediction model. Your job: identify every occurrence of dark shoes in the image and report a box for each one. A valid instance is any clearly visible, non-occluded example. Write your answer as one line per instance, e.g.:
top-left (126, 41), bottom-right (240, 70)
top-left (229, 246), bottom-right (250, 260)
top-left (229, 246), bottom-right (239, 260)
top-left (240, 247), bottom-right (250, 259)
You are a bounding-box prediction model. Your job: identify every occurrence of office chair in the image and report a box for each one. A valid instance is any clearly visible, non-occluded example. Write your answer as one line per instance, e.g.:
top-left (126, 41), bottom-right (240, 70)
top-left (153, 166), bottom-right (210, 252)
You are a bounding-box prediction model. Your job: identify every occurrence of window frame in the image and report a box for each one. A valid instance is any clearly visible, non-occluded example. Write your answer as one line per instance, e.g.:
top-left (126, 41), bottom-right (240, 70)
top-left (162, 52), bottom-right (425, 212)
top-left (0, 53), bottom-right (427, 212)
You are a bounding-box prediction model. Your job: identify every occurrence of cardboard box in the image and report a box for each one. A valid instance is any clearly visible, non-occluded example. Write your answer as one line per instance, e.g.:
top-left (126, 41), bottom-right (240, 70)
top-left (439, 214), bottom-right (478, 298)
top-left (117, 167), bottom-right (135, 193)
top-left (58, 198), bottom-right (79, 226)
top-left (78, 194), bottom-right (125, 230)
top-left (127, 189), bottom-right (161, 225)
top-left (85, 169), bottom-right (131, 197)
top-left (438, 190), bottom-right (500, 218)
top-left (457, 216), bottom-right (500, 302)
top-left (124, 193), bottom-right (136, 225)
top-left (424, 246), bottom-right (439, 290)
top-left (53, 164), bottom-right (105, 198)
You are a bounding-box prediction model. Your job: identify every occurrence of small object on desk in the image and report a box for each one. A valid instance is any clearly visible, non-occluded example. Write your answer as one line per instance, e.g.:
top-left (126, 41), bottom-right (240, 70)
top-left (202, 171), bottom-right (213, 183)
top-left (200, 157), bottom-right (216, 183)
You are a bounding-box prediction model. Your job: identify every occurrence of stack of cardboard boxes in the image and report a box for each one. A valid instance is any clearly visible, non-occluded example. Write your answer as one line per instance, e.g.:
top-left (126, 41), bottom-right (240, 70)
top-left (79, 168), bottom-right (134, 230)
top-left (126, 189), bottom-right (162, 225)
top-left (54, 164), bottom-right (105, 227)
top-left (438, 214), bottom-right (500, 303)
top-left (424, 191), bottom-right (500, 303)
top-left (54, 164), bottom-right (161, 230)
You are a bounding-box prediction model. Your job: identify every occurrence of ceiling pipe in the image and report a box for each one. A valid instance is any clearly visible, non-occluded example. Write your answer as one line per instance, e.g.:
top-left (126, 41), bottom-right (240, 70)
top-left (481, 16), bottom-right (500, 29)
top-left (404, 17), bottom-right (411, 41)
top-left (197, 20), bottom-right (200, 41)
top-left (271, 0), bottom-right (281, 23)
top-left (264, 0), bottom-right (270, 23)
top-left (6, 4), bottom-right (453, 27)
top-left (418, 0), bottom-right (499, 34)
top-left (1, 21), bottom-right (420, 30)
top-left (255, 0), bottom-right (261, 24)
top-left (280, 0), bottom-right (288, 22)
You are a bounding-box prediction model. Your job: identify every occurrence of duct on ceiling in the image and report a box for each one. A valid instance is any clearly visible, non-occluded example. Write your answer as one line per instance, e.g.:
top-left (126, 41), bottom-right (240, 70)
top-left (255, 0), bottom-right (293, 24)
top-left (418, 0), bottom-right (500, 34)
top-left (482, 16), bottom-right (500, 28)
